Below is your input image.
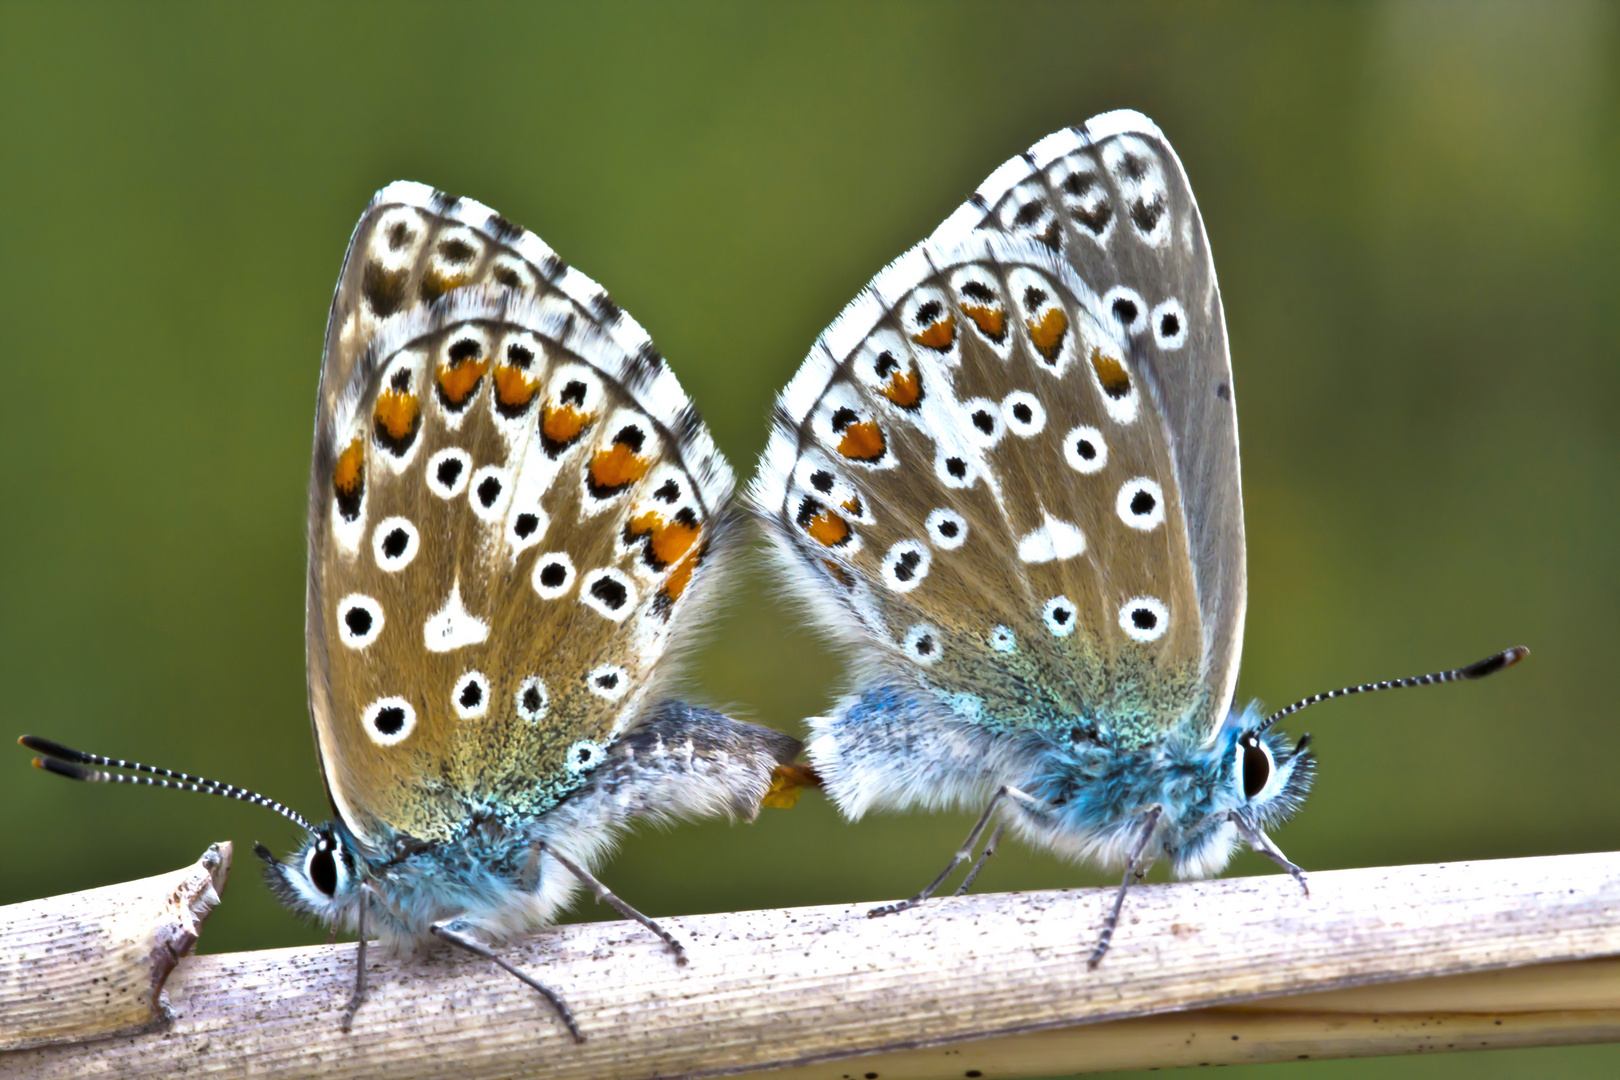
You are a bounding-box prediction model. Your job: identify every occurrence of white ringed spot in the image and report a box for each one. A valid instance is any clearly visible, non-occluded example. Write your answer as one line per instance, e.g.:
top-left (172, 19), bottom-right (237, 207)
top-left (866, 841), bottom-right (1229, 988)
top-left (564, 739), bottom-right (606, 775)
top-left (452, 670), bottom-right (490, 720)
top-left (515, 676), bottom-right (549, 722)
top-left (372, 516), bottom-right (420, 572)
top-left (362, 696), bottom-right (416, 747)
top-left (1119, 596), bottom-right (1169, 643)
top-left (1102, 286), bottom-right (1148, 337)
top-left (1042, 596), bottom-right (1078, 638)
top-left (925, 508), bottom-right (968, 550)
top-left (989, 625), bottom-right (1017, 653)
top-left (1150, 298), bottom-right (1188, 350)
top-left (507, 505), bottom-right (548, 554)
top-left (581, 568), bottom-right (637, 621)
top-left (961, 398), bottom-right (1004, 448)
top-left (1064, 425), bottom-right (1108, 474)
top-left (1001, 391), bottom-right (1046, 437)
top-left (426, 447), bottom-right (472, 498)
top-left (881, 540), bottom-right (931, 592)
top-left (901, 624), bottom-right (942, 665)
top-left (587, 664), bottom-right (629, 700)
top-left (337, 594), bottom-right (384, 650)
top-left (934, 450), bottom-right (978, 489)
top-left (532, 553), bottom-right (577, 599)
top-left (468, 465), bottom-right (513, 522)
top-left (1116, 477), bottom-right (1165, 531)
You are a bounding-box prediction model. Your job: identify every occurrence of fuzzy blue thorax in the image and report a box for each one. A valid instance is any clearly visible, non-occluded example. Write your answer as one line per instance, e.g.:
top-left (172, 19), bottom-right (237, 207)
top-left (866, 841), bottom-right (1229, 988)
top-left (808, 686), bottom-right (1312, 881)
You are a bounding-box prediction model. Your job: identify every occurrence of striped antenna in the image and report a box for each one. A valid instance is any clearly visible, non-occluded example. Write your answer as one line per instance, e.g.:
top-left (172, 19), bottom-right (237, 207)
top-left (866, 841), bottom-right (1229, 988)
top-left (1257, 646), bottom-right (1529, 735)
top-left (19, 734), bottom-right (313, 833)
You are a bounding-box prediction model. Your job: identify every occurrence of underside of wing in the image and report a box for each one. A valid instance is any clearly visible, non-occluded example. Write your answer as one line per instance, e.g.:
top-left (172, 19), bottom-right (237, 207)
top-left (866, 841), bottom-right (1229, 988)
top-left (308, 186), bottom-right (734, 847)
top-left (751, 112), bottom-right (1243, 750)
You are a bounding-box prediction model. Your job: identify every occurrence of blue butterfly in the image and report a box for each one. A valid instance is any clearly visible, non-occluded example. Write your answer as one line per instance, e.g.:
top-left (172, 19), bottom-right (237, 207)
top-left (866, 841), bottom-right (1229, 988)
top-left (749, 111), bottom-right (1525, 960)
top-left (23, 182), bottom-right (800, 1033)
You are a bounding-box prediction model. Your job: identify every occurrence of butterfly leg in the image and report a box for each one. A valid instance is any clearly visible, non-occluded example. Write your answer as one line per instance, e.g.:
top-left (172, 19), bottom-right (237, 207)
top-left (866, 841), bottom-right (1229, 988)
top-left (870, 785), bottom-right (1042, 917)
top-left (338, 888), bottom-right (371, 1032)
top-left (1087, 804), bottom-right (1165, 969)
top-left (953, 824), bottom-right (1005, 897)
top-left (1230, 813), bottom-right (1310, 897)
top-left (430, 920), bottom-right (584, 1042)
top-left (538, 841), bottom-right (688, 966)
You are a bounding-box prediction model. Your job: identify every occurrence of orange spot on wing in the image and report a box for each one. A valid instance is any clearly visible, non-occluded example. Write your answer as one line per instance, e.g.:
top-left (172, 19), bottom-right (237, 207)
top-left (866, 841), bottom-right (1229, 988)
top-left (963, 304), bottom-right (1006, 343)
top-left (437, 354), bottom-right (490, 408)
top-left (542, 403), bottom-right (592, 445)
top-left (837, 420), bottom-right (885, 461)
top-left (494, 365), bottom-right (539, 412)
top-left (628, 511), bottom-right (700, 569)
top-left (660, 544), bottom-right (705, 602)
top-left (1090, 348), bottom-right (1132, 398)
top-left (333, 438), bottom-right (364, 498)
top-left (912, 313), bottom-right (956, 352)
top-left (1028, 307), bottom-right (1069, 362)
top-left (880, 370), bottom-right (922, 409)
top-left (590, 443), bottom-right (651, 491)
top-left (372, 390), bottom-right (421, 450)
top-left (805, 508), bottom-right (850, 547)
top-left (420, 270), bottom-right (470, 302)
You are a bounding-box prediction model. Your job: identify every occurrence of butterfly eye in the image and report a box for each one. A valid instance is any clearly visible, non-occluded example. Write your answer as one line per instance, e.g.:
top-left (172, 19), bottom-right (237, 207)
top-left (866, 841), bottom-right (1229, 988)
top-left (1238, 735), bottom-right (1273, 801)
top-left (306, 843), bottom-right (339, 898)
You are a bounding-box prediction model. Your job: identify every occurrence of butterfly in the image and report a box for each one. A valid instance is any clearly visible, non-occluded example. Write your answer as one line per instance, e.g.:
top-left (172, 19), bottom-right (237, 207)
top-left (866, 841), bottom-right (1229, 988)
top-left (748, 110), bottom-right (1525, 961)
top-left (22, 181), bottom-right (801, 1035)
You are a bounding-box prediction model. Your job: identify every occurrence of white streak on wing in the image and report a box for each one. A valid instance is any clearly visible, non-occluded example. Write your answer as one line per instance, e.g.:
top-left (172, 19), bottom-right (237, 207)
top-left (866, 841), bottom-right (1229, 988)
top-left (976, 155), bottom-right (1035, 210)
top-left (1082, 109), bottom-right (1164, 143)
top-left (871, 246), bottom-right (931, 309)
top-left (781, 342), bottom-right (838, 423)
top-left (1029, 127), bottom-right (1084, 168)
top-left (424, 582), bottom-right (490, 652)
top-left (823, 287), bottom-right (887, 363)
top-left (1016, 513), bottom-right (1086, 564)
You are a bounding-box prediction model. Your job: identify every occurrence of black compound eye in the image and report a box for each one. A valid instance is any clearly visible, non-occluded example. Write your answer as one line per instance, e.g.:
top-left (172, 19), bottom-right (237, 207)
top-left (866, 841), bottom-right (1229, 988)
top-left (307, 845), bottom-right (339, 897)
top-left (1241, 737), bottom-right (1272, 801)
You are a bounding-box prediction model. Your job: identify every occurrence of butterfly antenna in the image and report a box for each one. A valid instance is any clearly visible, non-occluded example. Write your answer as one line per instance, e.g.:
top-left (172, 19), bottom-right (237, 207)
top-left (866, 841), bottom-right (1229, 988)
top-left (19, 735), bottom-right (313, 833)
top-left (1257, 646), bottom-right (1529, 735)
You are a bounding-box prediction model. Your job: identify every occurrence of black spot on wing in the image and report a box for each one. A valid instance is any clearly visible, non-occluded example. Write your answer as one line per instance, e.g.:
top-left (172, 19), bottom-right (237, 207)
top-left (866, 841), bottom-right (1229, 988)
top-left (623, 342), bottom-right (665, 392)
top-left (429, 189), bottom-right (461, 213)
top-left (486, 214), bottom-right (524, 243)
top-left (362, 262), bottom-right (407, 317)
top-left (591, 292), bottom-right (622, 325)
top-left (670, 404), bottom-right (704, 450)
top-left (539, 254), bottom-right (566, 282)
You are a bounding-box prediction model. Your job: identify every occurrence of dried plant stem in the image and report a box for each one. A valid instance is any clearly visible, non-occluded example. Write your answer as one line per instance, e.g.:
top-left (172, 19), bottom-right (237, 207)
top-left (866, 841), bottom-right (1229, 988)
top-left (5, 848), bottom-right (1620, 1078)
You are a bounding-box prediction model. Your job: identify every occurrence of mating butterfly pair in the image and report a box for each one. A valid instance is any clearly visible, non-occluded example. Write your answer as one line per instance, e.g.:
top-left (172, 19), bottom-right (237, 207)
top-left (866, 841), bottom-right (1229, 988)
top-left (23, 110), bottom-right (1523, 1036)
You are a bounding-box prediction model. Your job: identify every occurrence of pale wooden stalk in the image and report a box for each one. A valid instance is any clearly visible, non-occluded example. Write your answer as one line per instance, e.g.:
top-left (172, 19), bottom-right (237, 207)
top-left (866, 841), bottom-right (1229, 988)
top-left (0, 842), bottom-right (230, 1051)
top-left (4, 848), bottom-right (1620, 1078)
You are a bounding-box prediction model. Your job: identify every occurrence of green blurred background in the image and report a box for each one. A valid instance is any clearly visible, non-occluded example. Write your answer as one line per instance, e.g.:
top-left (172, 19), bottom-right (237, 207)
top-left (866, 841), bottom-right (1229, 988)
top-left (2, 2), bottom-right (1616, 1077)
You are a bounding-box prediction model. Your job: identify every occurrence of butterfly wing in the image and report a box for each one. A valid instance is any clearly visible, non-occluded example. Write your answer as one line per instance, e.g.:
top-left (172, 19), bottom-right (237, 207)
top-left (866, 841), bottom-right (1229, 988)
top-left (308, 183), bottom-right (735, 848)
top-left (751, 112), bottom-right (1242, 750)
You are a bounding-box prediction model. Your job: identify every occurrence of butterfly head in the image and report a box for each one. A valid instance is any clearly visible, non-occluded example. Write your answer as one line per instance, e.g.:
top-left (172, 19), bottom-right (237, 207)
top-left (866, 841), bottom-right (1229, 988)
top-left (257, 823), bottom-right (364, 921)
top-left (1220, 705), bottom-right (1315, 829)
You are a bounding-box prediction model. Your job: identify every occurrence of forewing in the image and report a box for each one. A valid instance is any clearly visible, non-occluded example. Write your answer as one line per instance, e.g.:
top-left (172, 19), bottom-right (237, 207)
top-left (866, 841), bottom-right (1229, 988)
top-left (309, 184), bottom-right (733, 847)
top-left (751, 112), bottom-right (1241, 749)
